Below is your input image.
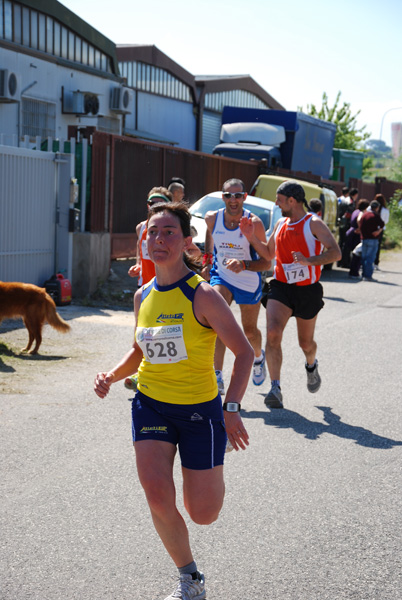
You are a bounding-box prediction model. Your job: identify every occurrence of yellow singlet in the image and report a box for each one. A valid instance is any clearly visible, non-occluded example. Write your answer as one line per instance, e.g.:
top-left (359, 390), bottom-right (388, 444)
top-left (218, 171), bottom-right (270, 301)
top-left (136, 272), bottom-right (218, 405)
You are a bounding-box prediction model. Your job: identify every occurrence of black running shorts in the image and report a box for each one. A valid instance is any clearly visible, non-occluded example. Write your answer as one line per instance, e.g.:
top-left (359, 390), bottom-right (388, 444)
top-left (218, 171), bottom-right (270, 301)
top-left (267, 279), bottom-right (324, 320)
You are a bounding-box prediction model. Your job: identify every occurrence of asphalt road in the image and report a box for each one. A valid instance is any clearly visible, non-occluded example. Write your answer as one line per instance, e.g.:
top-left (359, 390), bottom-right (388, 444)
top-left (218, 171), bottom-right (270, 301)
top-left (1, 254), bottom-right (402, 600)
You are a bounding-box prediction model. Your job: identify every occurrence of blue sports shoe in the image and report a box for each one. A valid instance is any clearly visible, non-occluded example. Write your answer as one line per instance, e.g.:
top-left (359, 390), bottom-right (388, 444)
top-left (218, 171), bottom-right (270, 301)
top-left (252, 350), bottom-right (267, 386)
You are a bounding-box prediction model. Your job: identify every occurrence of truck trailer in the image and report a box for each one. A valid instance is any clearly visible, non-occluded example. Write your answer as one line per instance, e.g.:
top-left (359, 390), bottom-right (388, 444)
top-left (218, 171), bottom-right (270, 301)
top-left (213, 106), bottom-right (337, 180)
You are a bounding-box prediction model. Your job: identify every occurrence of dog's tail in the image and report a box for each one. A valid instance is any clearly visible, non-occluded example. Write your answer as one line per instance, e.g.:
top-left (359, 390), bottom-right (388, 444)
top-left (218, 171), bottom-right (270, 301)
top-left (45, 295), bottom-right (71, 333)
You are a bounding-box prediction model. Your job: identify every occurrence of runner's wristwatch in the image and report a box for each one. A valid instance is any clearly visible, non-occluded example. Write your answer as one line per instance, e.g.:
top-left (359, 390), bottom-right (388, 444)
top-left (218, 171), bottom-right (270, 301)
top-left (223, 402), bottom-right (241, 412)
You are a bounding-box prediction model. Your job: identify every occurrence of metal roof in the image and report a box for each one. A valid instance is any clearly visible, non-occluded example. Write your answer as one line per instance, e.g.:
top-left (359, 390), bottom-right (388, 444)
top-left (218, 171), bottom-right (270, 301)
top-left (116, 45), bottom-right (284, 110)
top-left (116, 45), bottom-right (196, 93)
top-left (195, 75), bottom-right (284, 110)
top-left (19, 0), bottom-right (119, 74)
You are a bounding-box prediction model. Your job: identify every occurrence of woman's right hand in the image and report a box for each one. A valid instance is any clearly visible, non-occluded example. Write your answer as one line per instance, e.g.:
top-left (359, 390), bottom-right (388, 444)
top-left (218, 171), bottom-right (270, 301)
top-left (224, 412), bottom-right (249, 451)
top-left (94, 372), bottom-right (115, 398)
top-left (128, 264), bottom-right (141, 277)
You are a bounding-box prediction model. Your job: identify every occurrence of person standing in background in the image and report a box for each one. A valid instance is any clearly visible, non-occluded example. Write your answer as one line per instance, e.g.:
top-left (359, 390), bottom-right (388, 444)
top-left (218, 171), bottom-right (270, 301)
top-left (309, 198), bottom-right (323, 217)
top-left (373, 194), bottom-right (389, 268)
top-left (168, 182), bottom-right (186, 204)
top-left (337, 186), bottom-right (349, 204)
top-left (338, 188), bottom-right (359, 268)
top-left (359, 200), bottom-right (384, 281)
top-left (347, 199), bottom-right (370, 279)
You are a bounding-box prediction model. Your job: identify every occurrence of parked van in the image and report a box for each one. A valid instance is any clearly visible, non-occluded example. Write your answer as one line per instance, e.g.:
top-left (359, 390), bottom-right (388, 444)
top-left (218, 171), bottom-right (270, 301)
top-left (250, 174), bottom-right (338, 239)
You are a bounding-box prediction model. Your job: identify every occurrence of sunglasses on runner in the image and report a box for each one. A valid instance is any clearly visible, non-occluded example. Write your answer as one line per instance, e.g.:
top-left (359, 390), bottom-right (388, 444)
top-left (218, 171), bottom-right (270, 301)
top-left (222, 192), bottom-right (245, 199)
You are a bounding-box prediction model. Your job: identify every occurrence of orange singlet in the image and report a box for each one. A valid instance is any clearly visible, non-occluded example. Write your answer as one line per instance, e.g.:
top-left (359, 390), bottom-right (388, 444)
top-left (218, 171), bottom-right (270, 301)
top-left (138, 222), bottom-right (155, 286)
top-left (274, 214), bottom-right (323, 286)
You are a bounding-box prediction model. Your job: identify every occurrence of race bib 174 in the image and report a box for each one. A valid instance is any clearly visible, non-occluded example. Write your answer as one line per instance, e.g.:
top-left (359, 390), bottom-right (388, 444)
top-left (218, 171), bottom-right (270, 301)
top-left (283, 262), bottom-right (309, 284)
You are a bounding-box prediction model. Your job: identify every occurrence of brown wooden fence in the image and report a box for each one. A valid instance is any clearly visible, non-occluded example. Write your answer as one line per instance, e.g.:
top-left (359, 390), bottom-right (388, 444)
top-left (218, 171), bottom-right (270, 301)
top-left (88, 132), bottom-right (262, 258)
top-left (349, 177), bottom-right (402, 202)
top-left (70, 129), bottom-right (402, 259)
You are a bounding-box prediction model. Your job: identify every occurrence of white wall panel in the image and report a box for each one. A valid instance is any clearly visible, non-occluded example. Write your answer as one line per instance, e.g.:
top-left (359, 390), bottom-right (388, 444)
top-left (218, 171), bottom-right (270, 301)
top-left (137, 93), bottom-right (196, 150)
top-left (0, 146), bottom-right (56, 285)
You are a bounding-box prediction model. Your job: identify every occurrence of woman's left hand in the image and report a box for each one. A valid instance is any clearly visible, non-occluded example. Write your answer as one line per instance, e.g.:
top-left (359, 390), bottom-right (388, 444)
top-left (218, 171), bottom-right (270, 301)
top-left (224, 412), bottom-right (249, 451)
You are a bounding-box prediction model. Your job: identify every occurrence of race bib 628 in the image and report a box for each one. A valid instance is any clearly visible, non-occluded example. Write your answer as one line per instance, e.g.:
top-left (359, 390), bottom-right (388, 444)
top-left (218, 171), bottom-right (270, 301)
top-left (136, 325), bottom-right (187, 364)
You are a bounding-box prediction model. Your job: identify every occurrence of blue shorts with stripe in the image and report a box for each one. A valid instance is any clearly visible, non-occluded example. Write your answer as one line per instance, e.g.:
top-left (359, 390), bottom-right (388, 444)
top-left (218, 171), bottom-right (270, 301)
top-left (209, 274), bottom-right (262, 305)
top-left (131, 391), bottom-right (227, 470)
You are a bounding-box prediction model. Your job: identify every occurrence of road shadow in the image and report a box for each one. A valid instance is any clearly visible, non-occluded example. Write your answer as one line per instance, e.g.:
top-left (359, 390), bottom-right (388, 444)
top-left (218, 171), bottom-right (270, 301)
top-left (324, 295), bottom-right (355, 303)
top-left (0, 342), bottom-right (69, 371)
top-left (0, 304), bottom-right (130, 337)
top-left (321, 266), bottom-right (402, 288)
top-left (241, 404), bottom-right (402, 449)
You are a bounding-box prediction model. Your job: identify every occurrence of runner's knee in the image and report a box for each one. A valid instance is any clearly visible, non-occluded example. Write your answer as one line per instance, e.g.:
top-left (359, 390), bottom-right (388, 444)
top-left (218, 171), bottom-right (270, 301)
top-left (141, 478), bottom-right (175, 517)
top-left (186, 501), bottom-right (222, 525)
top-left (266, 323), bottom-right (283, 347)
top-left (298, 337), bottom-right (316, 354)
top-left (242, 322), bottom-right (259, 341)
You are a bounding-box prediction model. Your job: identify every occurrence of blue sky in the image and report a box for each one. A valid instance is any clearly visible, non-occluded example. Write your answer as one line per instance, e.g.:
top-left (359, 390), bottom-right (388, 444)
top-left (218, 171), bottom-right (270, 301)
top-left (61, 0), bottom-right (402, 147)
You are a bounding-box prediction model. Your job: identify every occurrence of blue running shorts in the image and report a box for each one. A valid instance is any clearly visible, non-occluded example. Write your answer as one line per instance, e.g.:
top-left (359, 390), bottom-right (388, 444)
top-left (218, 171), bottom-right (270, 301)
top-left (131, 391), bottom-right (227, 470)
top-left (209, 274), bottom-right (262, 305)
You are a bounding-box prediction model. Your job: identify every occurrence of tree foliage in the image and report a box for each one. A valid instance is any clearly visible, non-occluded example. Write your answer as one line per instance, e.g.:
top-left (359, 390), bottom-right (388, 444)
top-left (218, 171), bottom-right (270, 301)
top-left (365, 139), bottom-right (391, 155)
top-left (301, 92), bottom-right (370, 150)
top-left (390, 155), bottom-right (402, 183)
top-left (384, 190), bottom-right (402, 249)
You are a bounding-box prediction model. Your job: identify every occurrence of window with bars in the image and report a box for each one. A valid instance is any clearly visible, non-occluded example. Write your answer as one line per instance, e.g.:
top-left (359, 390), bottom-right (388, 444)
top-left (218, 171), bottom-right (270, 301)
top-left (204, 90), bottom-right (269, 112)
top-left (0, 0), bottom-right (112, 74)
top-left (118, 60), bottom-right (192, 103)
top-left (21, 98), bottom-right (56, 139)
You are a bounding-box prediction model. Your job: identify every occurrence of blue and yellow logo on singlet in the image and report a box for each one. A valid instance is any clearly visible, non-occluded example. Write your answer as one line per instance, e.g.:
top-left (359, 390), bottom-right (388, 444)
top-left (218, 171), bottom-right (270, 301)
top-left (156, 312), bottom-right (184, 323)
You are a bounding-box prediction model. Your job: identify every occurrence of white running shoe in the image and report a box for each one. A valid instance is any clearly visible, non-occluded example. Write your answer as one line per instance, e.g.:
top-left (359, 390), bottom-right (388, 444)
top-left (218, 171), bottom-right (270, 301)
top-left (252, 350), bottom-right (267, 386)
top-left (215, 370), bottom-right (225, 396)
top-left (164, 572), bottom-right (206, 600)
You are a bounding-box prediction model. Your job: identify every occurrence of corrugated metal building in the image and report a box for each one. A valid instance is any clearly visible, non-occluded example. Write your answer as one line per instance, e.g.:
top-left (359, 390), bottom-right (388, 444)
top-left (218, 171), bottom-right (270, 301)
top-left (0, 1), bottom-right (284, 152)
top-left (0, 0), bottom-right (284, 292)
top-left (116, 45), bottom-right (285, 154)
top-left (0, 0), bottom-right (128, 145)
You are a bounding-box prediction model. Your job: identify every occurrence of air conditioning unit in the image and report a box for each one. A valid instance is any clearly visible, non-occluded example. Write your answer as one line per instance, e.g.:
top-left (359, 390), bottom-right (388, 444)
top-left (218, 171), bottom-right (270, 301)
top-left (83, 93), bottom-right (100, 115)
top-left (110, 86), bottom-right (131, 114)
top-left (62, 88), bottom-right (100, 115)
top-left (62, 89), bottom-right (85, 114)
top-left (0, 69), bottom-right (19, 102)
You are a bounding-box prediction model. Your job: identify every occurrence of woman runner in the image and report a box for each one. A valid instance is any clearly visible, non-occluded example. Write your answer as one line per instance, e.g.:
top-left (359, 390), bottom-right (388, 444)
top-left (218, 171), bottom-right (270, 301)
top-left (94, 201), bottom-right (253, 600)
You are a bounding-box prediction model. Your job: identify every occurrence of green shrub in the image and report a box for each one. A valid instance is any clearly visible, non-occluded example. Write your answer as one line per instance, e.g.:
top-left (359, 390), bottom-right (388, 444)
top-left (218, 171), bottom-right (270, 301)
top-left (384, 190), bottom-right (402, 249)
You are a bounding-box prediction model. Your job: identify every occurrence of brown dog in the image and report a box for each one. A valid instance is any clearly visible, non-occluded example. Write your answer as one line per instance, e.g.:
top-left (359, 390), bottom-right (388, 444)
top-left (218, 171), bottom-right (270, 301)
top-left (0, 282), bottom-right (71, 354)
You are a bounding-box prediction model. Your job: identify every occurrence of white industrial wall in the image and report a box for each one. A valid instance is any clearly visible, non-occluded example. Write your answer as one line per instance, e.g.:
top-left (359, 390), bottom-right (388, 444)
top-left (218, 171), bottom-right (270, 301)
top-left (0, 46), bottom-right (126, 143)
top-left (0, 145), bottom-right (73, 286)
top-left (202, 110), bottom-right (222, 154)
top-left (136, 92), bottom-right (196, 150)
